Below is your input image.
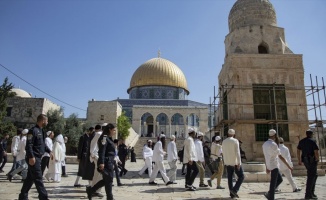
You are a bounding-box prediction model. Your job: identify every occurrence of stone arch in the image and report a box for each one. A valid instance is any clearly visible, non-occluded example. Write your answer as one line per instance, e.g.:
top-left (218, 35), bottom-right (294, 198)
top-left (141, 112), bottom-right (154, 137)
top-left (186, 113), bottom-right (199, 127)
top-left (156, 113), bottom-right (169, 136)
top-left (171, 113), bottom-right (185, 138)
top-left (258, 42), bottom-right (269, 54)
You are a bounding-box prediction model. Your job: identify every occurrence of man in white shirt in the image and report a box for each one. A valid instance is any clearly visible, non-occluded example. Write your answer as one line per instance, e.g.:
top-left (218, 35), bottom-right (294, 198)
top-left (89, 125), bottom-right (104, 197)
top-left (7, 128), bottom-right (22, 176)
top-left (208, 136), bottom-right (225, 189)
top-left (195, 132), bottom-right (208, 187)
top-left (138, 140), bottom-right (153, 177)
top-left (149, 134), bottom-right (173, 185)
top-left (41, 131), bottom-right (54, 175)
top-left (277, 137), bottom-right (301, 192)
top-left (166, 135), bottom-right (178, 183)
top-left (222, 129), bottom-right (244, 198)
top-left (262, 129), bottom-right (293, 200)
top-left (183, 128), bottom-right (199, 191)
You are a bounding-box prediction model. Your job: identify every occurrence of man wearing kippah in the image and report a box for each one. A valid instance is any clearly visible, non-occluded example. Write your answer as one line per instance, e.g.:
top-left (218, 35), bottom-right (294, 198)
top-left (262, 129), bottom-right (293, 200)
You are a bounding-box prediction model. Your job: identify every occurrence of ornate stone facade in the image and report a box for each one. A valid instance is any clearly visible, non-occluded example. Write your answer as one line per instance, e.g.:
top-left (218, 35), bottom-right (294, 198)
top-left (217, 0), bottom-right (308, 160)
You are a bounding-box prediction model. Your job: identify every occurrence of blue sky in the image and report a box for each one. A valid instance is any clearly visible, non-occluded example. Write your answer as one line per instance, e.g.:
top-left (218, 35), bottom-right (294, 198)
top-left (0, 0), bottom-right (325, 120)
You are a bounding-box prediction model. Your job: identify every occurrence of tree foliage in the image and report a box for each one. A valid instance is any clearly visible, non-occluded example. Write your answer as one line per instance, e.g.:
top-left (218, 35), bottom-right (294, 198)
top-left (64, 113), bottom-right (84, 150)
top-left (46, 108), bottom-right (65, 135)
top-left (117, 111), bottom-right (131, 140)
top-left (0, 77), bottom-right (16, 136)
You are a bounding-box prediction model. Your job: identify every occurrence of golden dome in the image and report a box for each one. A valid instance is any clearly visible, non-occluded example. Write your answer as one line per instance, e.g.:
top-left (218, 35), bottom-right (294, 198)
top-left (128, 57), bottom-right (189, 94)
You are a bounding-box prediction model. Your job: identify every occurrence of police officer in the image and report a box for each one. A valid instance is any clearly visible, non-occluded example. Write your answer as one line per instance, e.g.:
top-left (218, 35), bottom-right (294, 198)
top-left (86, 123), bottom-right (116, 200)
top-left (18, 114), bottom-right (52, 200)
top-left (297, 129), bottom-right (320, 200)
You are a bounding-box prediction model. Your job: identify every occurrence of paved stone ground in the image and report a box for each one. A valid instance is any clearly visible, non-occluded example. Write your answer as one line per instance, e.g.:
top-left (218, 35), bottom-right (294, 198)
top-left (0, 160), bottom-right (325, 200)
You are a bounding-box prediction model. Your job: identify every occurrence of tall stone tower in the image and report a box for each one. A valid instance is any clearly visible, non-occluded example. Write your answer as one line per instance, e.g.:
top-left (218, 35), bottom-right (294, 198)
top-left (217, 0), bottom-right (308, 160)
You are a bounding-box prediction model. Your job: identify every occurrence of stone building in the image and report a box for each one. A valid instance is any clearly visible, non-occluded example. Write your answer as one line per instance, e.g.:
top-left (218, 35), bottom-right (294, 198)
top-left (87, 55), bottom-right (210, 138)
top-left (216, 0), bottom-right (309, 160)
top-left (5, 88), bottom-right (61, 128)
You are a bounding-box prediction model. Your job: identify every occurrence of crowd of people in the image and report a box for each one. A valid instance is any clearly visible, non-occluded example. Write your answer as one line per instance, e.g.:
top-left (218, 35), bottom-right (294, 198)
top-left (0, 113), bottom-right (321, 200)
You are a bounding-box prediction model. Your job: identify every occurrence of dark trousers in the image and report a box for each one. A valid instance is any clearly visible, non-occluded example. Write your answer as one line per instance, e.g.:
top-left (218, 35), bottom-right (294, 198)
top-left (9, 156), bottom-right (18, 174)
top-left (185, 162), bottom-right (199, 186)
top-left (118, 159), bottom-right (127, 176)
top-left (303, 159), bottom-right (318, 197)
top-left (41, 156), bottom-right (50, 175)
top-left (205, 157), bottom-right (214, 174)
top-left (90, 167), bottom-right (114, 200)
top-left (19, 157), bottom-right (48, 200)
top-left (0, 154), bottom-right (7, 170)
top-left (268, 168), bottom-right (283, 200)
top-left (114, 162), bottom-right (121, 184)
top-left (181, 164), bottom-right (186, 173)
top-left (226, 165), bottom-right (244, 193)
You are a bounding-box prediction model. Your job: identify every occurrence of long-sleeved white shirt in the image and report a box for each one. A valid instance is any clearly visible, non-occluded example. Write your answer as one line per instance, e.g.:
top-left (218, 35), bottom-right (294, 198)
top-left (194, 139), bottom-right (204, 162)
top-left (90, 131), bottom-right (102, 163)
top-left (167, 141), bottom-right (178, 162)
top-left (278, 144), bottom-right (293, 171)
top-left (262, 139), bottom-right (281, 170)
top-left (210, 142), bottom-right (222, 160)
top-left (11, 135), bottom-right (20, 157)
top-left (44, 137), bottom-right (53, 157)
top-left (152, 141), bottom-right (165, 162)
top-left (183, 136), bottom-right (198, 164)
top-left (16, 136), bottom-right (27, 161)
top-left (222, 137), bottom-right (241, 166)
top-left (142, 144), bottom-right (153, 159)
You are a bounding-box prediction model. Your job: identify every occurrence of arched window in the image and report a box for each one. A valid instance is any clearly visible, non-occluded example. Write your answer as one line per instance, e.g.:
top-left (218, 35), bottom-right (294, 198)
top-left (258, 42), bottom-right (269, 54)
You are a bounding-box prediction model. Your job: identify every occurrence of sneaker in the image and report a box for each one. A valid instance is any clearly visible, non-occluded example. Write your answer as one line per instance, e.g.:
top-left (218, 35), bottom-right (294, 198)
top-left (117, 183), bottom-right (124, 186)
top-left (74, 184), bottom-right (82, 187)
top-left (187, 186), bottom-right (196, 191)
top-left (199, 183), bottom-right (208, 187)
top-left (166, 181), bottom-right (173, 186)
top-left (216, 186), bottom-right (225, 189)
top-left (8, 174), bottom-right (13, 182)
top-left (207, 179), bottom-right (212, 187)
top-left (305, 196), bottom-right (318, 199)
top-left (293, 188), bottom-right (302, 192)
top-left (230, 190), bottom-right (239, 198)
top-left (62, 174), bottom-right (68, 177)
top-left (149, 181), bottom-right (157, 185)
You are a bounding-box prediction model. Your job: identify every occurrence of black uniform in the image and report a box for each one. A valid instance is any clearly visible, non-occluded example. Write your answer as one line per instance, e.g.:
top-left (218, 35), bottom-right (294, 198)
top-left (297, 137), bottom-right (319, 198)
top-left (118, 143), bottom-right (128, 176)
top-left (0, 137), bottom-right (8, 171)
top-left (87, 134), bottom-right (115, 200)
top-left (77, 133), bottom-right (95, 180)
top-left (203, 145), bottom-right (214, 174)
top-left (18, 125), bottom-right (51, 200)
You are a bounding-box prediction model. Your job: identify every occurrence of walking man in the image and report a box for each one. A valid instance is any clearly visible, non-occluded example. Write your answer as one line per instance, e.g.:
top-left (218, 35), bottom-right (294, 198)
top-left (167, 135), bottom-right (178, 183)
top-left (277, 137), bottom-right (301, 193)
top-left (297, 129), bottom-right (320, 199)
top-left (148, 134), bottom-right (173, 185)
top-left (18, 114), bottom-right (52, 200)
top-left (183, 128), bottom-right (199, 191)
top-left (0, 133), bottom-right (10, 173)
top-left (262, 129), bottom-right (293, 200)
top-left (138, 140), bottom-right (153, 177)
top-left (7, 129), bottom-right (22, 176)
top-left (41, 131), bottom-right (54, 175)
top-left (222, 129), bottom-right (244, 198)
top-left (208, 136), bottom-right (225, 189)
top-left (195, 132), bottom-right (208, 187)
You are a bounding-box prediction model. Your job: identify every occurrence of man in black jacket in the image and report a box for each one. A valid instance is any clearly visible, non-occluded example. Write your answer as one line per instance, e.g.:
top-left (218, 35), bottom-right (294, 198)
top-left (18, 114), bottom-right (52, 200)
top-left (0, 133), bottom-right (9, 173)
top-left (118, 139), bottom-right (129, 176)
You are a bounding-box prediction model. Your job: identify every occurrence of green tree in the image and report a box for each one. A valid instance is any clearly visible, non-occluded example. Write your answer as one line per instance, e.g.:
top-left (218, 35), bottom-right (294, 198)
top-left (46, 108), bottom-right (65, 135)
top-left (65, 113), bottom-right (84, 154)
top-left (0, 77), bottom-right (16, 136)
top-left (117, 111), bottom-right (131, 140)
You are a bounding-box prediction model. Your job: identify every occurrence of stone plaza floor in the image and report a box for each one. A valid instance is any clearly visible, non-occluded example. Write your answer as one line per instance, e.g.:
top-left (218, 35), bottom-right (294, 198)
top-left (0, 160), bottom-right (325, 200)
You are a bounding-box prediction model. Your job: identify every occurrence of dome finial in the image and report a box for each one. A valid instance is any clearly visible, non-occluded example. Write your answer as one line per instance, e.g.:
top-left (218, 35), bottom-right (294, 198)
top-left (158, 49), bottom-right (161, 58)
